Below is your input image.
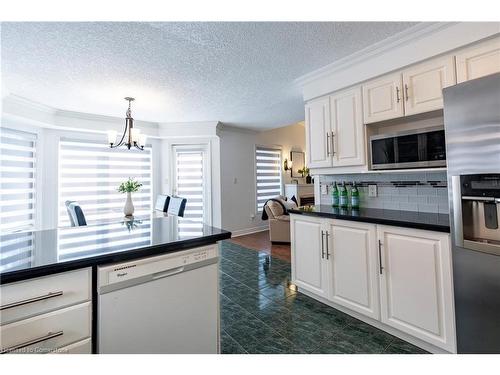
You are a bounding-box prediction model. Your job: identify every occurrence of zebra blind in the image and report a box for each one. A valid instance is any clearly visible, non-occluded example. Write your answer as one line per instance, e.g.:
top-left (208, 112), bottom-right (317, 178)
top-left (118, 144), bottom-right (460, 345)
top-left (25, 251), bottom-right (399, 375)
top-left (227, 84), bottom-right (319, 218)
top-left (255, 146), bottom-right (282, 212)
top-left (59, 139), bottom-right (152, 226)
top-left (175, 147), bottom-right (205, 228)
top-left (0, 127), bottom-right (37, 232)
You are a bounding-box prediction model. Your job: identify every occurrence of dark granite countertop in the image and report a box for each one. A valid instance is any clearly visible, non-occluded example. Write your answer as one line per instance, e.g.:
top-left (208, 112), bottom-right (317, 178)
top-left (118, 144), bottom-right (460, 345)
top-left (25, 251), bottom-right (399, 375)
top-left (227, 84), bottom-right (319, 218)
top-left (289, 205), bottom-right (450, 233)
top-left (0, 216), bottom-right (231, 284)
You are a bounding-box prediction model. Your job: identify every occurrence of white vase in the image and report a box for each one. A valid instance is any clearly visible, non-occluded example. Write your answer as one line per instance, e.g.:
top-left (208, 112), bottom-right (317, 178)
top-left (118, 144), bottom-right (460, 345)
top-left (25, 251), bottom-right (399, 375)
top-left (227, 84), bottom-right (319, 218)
top-left (124, 192), bottom-right (135, 216)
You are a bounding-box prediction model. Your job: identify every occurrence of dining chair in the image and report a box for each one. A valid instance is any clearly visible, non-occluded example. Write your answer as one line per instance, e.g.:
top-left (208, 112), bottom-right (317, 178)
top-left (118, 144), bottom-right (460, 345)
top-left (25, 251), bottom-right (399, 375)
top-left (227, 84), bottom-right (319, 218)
top-left (155, 194), bottom-right (170, 212)
top-left (167, 196), bottom-right (187, 217)
top-left (65, 200), bottom-right (87, 227)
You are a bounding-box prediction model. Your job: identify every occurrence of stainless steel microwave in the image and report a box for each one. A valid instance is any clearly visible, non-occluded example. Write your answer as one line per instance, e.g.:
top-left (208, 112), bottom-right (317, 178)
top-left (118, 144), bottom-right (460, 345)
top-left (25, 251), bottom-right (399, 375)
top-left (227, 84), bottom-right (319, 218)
top-left (369, 126), bottom-right (446, 170)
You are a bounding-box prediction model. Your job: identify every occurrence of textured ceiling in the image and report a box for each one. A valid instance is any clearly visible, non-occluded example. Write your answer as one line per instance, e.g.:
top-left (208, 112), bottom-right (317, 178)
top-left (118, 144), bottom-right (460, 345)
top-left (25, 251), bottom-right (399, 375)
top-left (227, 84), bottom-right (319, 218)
top-left (1, 22), bottom-right (418, 129)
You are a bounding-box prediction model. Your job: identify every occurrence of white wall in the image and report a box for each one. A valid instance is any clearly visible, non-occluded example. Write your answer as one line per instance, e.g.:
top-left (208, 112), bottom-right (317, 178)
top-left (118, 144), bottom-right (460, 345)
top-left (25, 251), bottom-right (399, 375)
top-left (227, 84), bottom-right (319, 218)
top-left (219, 122), bottom-right (305, 236)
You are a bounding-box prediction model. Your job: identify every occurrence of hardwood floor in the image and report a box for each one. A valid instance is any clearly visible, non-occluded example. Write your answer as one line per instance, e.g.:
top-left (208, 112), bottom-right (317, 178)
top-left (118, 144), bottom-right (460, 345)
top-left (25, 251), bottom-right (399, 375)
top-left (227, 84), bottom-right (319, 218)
top-left (228, 230), bottom-right (291, 262)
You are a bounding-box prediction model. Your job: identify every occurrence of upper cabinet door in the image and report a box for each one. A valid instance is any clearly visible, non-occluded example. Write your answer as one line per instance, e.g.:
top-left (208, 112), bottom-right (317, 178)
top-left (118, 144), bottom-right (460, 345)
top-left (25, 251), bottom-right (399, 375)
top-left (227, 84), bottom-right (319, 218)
top-left (456, 37), bottom-right (500, 83)
top-left (402, 55), bottom-right (456, 116)
top-left (378, 225), bottom-right (456, 352)
top-left (305, 97), bottom-right (332, 168)
top-left (330, 87), bottom-right (366, 167)
top-left (362, 73), bottom-right (404, 124)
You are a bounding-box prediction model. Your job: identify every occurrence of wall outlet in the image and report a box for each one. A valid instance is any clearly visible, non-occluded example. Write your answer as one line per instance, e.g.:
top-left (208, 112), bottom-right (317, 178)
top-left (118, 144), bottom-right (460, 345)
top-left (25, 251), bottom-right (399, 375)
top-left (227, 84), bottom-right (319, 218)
top-left (368, 184), bottom-right (377, 197)
top-left (250, 214), bottom-right (255, 220)
top-left (321, 184), bottom-right (328, 195)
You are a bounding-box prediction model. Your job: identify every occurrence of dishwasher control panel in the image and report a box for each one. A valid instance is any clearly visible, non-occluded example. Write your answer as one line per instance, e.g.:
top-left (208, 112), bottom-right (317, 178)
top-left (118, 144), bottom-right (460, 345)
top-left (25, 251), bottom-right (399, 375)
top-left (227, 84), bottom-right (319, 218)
top-left (98, 245), bottom-right (219, 287)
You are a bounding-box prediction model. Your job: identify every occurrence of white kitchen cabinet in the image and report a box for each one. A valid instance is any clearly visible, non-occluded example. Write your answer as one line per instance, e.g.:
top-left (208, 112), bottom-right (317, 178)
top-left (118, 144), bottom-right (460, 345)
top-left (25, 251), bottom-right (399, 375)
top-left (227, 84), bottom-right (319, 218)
top-left (290, 215), bottom-right (329, 298)
top-left (0, 302), bottom-right (92, 354)
top-left (305, 97), bottom-right (331, 168)
top-left (325, 220), bottom-right (380, 319)
top-left (362, 73), bottom-right (404, 124)
top-left (456, 37), bottom-right (500, 83)
top-left (1, 268), bottom-right (92, 325)
top-left (402, 56), bottom-right (456, 116)
top-left (330, 87), bottom-right (365, 167)
top-left (377, 225), bottom-right (455, 352)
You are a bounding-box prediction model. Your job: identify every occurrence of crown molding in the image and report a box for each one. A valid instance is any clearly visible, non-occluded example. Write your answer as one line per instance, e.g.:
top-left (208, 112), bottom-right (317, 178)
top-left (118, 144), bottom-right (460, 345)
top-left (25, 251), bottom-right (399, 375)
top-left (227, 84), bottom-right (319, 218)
top-left (3, 94), bottom-right (57, 115)
top-left (298, 22), bottom-right (500, 101)
top-left (295, 22), bottom-right (453, 87)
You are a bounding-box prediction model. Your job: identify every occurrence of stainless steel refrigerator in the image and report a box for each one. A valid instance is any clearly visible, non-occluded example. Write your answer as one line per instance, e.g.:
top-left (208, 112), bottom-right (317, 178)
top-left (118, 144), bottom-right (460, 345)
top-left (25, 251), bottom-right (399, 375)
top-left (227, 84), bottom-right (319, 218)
top-left (443, 72), bottom-right (500, 353)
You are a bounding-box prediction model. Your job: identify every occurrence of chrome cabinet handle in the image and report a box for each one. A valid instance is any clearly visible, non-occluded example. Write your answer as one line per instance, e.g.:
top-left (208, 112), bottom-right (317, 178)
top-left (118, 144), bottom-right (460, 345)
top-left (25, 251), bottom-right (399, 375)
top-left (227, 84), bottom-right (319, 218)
top-left (1, 330), bottom-right (63, 354)
top-left (396, 87), bottom-right (401, 103)
top-left (0, 291), bottom-right (63, 311)
top-left (326, 133), bottom-right (331, 156)
top-left (325, 231), bottom-right (330, 260)
top-left (321, 230), bottom-right (325, 259)
top-left (331, 132), bottom-right (335, 156)
top-left (405, 84), bottom-right (409, 102)
top-left (378, 240), bottom-right (384, 275)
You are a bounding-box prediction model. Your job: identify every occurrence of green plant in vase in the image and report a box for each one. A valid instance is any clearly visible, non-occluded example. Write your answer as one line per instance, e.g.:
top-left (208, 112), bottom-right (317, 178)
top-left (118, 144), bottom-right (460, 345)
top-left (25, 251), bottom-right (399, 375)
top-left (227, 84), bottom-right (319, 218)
top-left (297, 166), bottom-right (312, 184)
top-left (118, 178), bottom-right (142, 217)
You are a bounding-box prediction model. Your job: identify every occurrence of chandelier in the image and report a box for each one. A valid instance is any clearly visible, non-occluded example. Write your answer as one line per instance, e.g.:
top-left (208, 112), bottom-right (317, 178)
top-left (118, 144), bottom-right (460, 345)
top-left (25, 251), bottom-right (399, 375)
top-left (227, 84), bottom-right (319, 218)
top-left (107, 97), bottom-right (146, 150)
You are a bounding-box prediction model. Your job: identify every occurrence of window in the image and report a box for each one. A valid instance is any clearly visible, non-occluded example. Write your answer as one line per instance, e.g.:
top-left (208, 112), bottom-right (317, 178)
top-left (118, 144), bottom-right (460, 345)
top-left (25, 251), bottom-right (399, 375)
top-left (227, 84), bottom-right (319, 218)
top-left (0, 127), bottom-right (36, 273)
top-left (255, 146), bottom-right (282, 212)
top-left (0, 127), bottom-right (37, 232)
top-left (58, 139), bottom-right (152, 226)
top-left (173, 145), bottom-right (209, 236)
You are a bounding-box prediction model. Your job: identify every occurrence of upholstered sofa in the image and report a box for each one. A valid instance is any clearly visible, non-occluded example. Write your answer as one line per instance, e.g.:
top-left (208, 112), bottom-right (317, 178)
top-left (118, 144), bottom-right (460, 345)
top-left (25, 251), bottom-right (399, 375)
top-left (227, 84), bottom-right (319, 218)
top-left (263, 196), bottom-right (296, 243)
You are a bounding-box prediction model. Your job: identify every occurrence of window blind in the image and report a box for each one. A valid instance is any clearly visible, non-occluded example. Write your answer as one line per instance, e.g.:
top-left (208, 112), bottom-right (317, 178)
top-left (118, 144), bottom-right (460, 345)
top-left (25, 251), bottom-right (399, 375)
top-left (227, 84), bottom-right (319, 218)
top-left (59, 139), bottom-right (152, 226)
top-left (175, 148), bottom-right (205, 224)
top-left (255, 146), bottom-right (282, 212)
top-left (0, 127), bottom-right (37, 232)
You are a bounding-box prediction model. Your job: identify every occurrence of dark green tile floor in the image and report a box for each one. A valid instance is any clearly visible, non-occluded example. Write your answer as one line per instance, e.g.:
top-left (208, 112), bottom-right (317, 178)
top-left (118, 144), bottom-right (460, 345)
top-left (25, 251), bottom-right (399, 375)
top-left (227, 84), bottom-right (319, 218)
top-left (219, 240), bottom-right (428, 354)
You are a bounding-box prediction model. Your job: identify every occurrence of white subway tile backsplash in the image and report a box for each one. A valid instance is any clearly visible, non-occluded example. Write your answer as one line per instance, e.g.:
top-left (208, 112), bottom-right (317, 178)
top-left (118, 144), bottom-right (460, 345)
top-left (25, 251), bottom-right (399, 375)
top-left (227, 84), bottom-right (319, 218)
top-left (318, 171), bottom-right (449, 214)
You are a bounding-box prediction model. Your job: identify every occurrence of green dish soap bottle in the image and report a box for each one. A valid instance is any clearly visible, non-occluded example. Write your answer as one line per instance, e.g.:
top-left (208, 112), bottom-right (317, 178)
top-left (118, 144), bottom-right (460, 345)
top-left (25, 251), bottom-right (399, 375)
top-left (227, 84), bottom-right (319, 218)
top-left (339, 181), bottom-right (348, 208)
top-left (351, 182), bottom-right (359, 209)
top-left (331, 182), bottom-right (339, 207)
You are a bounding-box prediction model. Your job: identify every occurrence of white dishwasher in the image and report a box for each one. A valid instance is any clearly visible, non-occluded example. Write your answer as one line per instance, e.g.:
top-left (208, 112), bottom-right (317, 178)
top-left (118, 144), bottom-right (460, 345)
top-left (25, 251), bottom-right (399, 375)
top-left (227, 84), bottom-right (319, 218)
top-left (97, 245), bottom-right (220, 354)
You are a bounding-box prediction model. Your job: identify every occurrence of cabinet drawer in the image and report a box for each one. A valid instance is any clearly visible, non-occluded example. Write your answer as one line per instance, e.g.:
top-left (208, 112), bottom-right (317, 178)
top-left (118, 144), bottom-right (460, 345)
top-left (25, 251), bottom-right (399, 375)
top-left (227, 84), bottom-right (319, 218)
top-left (52, 338), bottom-right (92, 354)
top-left (0, 268), bottom-right (91, 324)
top-left (0, 302), bottom-right (91, 354)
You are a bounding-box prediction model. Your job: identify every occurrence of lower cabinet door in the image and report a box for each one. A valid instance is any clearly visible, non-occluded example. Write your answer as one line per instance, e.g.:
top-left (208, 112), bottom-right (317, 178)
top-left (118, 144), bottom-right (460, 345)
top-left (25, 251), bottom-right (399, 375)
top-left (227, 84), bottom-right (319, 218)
top-left (290, 215), bottom-right (329, 298)
top-left (378, 225), bottom-right (456, 352)
top-left (326, 220), bottom-right (380, 319)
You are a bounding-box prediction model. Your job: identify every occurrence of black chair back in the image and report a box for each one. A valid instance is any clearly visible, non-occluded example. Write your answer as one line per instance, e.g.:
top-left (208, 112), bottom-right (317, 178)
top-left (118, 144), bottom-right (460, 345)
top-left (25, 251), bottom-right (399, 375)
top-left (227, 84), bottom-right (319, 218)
top-left (65, 200), bottom-right (87, 227)
top-left (167, 196), bottom-right (187, 217)
top-left (155, 195), bottom-right (170, 212)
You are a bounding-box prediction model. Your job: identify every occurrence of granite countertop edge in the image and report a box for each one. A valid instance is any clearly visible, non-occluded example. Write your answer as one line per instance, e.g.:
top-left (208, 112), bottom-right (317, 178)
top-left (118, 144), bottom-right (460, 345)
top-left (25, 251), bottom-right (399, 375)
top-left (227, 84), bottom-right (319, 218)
top-left (0, 231), bottom-right (232, 285)
top-left (289, 207), bottom-right (450, 233)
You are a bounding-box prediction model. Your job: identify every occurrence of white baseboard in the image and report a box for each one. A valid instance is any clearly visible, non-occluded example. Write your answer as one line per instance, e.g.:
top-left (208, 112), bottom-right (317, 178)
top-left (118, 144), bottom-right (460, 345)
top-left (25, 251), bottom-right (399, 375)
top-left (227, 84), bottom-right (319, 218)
top-left (231, 225), bottom-right (268, 238)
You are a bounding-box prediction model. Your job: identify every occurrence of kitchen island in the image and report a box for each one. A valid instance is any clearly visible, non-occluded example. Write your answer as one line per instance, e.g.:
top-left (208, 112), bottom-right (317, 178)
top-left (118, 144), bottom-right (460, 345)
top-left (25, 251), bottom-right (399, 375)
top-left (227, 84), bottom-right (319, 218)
top-left (0, 216), bottom-right (231, 354)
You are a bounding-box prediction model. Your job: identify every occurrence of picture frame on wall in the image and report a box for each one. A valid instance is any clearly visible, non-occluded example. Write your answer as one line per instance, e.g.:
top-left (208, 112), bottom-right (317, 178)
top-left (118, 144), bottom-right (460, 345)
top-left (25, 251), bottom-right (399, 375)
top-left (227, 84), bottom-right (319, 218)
top-left (290, 151), bottom-right (305, 178)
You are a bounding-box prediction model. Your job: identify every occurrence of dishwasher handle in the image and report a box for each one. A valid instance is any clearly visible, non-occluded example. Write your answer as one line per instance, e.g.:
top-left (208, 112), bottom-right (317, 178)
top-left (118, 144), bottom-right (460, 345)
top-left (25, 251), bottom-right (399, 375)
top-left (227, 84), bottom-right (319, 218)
top-left (152, 266), bottom-right (185, 280)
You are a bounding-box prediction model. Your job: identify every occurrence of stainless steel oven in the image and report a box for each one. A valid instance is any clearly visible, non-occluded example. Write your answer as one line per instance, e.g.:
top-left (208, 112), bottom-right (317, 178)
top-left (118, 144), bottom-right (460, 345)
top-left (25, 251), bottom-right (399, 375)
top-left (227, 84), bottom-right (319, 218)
top-left (370, 126), bottom-right (446, 170)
